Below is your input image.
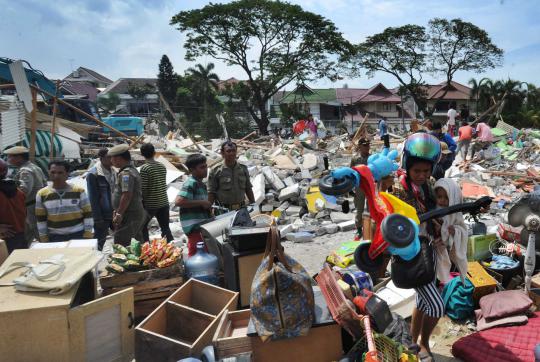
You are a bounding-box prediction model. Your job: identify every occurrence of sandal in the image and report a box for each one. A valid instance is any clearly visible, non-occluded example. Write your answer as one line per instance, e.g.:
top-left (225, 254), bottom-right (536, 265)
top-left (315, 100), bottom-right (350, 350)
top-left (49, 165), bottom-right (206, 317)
top-left (418, 351), bottom-right (434, 362)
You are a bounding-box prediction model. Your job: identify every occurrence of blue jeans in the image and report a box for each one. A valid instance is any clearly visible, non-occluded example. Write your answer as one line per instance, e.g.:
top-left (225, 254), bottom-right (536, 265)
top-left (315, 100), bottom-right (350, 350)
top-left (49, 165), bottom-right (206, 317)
top-left (49, 230), bottom-right (85, 243)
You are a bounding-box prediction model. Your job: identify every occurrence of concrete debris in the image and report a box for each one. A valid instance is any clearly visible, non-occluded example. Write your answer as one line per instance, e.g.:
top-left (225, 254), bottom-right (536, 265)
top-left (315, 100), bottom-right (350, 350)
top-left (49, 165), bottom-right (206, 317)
top-left (285, 231), bottom-right (314, 243)
top-left (338, 220), bottom-right (356, 232)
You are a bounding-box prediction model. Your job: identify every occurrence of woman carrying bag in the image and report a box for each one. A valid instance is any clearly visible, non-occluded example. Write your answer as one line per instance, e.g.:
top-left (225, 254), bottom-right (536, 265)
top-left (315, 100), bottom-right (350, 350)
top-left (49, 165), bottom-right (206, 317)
top-left (391, 133), bottom-right (445, 362)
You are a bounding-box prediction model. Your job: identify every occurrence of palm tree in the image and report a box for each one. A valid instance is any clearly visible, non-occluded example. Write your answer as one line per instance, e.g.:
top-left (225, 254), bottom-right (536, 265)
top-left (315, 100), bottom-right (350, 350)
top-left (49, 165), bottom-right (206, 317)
top-left (186, 63), bottom-right (220, 123)
top-left (468, 77), bottom-right (491, 116)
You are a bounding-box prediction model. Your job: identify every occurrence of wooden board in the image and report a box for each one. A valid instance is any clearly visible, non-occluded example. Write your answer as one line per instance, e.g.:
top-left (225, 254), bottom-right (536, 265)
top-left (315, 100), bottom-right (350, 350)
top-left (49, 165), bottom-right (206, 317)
top-left (168, 278), bottom-right (239, 316)
top-left (0, 248), bottom-right (91, 313)
top-left (99, 263), bottom-right (182, 289)
top-left (213, 309), bottom-right (252, 359)
top-left (251, 324), bottom-right (342, 362)
top-left (68, 288), bottom-right (135, 362)
top-left (237, 253), bottom-right (264, 307)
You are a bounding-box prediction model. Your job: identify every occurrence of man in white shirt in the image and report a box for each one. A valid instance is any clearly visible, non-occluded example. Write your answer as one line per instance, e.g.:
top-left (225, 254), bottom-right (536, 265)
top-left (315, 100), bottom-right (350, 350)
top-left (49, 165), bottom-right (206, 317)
top-left (447, 104), bottom-right (458, 137)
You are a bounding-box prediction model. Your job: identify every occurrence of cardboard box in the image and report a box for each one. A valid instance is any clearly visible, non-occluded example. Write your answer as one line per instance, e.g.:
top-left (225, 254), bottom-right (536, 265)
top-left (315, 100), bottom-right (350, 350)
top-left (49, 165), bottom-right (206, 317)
top-left (135, 278), bottom-right (238, 361)
top-left (467, 234), bottom-right (497, 262)
top-left (467, 261), bottom-right (497, 303)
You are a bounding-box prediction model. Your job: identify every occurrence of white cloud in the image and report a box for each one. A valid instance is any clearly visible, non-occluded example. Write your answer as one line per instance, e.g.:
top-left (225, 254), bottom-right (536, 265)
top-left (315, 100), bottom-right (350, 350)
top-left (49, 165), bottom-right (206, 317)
top-left (0, 0), bottom-right (539, 89)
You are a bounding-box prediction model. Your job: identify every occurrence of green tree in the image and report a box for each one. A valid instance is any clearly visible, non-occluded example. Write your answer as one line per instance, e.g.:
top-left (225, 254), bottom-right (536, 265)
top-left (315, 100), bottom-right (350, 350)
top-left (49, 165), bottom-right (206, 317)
top-left (127, 82), bottom-right (156, 115)
top-left (468, 77), bottom-right (491, 116)
top-left (157, 54), bottom-right (178, 106)
top-left (97, 92), bottom-right (121, 115)
top-left (170, 0), bottom-right (354, 134)
top-left (355, 25), bottom-right (428, 111)
top-left (427, 18), bottom-right (503, 102)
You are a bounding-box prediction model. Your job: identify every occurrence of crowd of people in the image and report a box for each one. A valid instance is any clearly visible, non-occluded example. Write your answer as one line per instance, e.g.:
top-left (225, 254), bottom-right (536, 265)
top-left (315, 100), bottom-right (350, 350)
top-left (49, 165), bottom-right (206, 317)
top-left (0, 140), bottom-right (254, 257)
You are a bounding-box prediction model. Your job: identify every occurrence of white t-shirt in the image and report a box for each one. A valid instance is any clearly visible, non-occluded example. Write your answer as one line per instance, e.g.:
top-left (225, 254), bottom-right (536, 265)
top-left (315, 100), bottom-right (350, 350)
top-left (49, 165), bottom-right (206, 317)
top-left (447, 108), bottom-right (457, 125)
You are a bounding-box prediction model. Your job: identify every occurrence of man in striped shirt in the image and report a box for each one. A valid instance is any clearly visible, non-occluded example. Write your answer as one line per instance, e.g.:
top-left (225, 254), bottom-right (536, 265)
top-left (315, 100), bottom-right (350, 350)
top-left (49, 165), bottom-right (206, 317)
top-left (35, 161), bottom-right (93, 242)
top-left (140, 143), bottom-right (173, 242)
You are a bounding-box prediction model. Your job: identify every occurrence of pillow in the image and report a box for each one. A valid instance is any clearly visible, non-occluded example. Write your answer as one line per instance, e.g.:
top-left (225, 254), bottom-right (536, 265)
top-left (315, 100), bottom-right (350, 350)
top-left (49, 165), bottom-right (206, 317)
top-left (475, 309), bottom-right (528, 331)
top-left (479, 290), bottom-right (532, 320)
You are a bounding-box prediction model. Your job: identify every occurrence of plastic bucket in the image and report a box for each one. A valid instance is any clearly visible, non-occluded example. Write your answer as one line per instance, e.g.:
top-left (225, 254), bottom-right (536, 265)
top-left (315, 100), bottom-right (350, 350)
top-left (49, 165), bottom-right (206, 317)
top-left (342, 270), bottom-right (373, 292)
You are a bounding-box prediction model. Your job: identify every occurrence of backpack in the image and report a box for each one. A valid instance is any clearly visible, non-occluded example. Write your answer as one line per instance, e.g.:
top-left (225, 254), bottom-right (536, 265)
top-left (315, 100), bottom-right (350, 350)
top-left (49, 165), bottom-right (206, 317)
top-left (250, 226), bottom-right (315, 341)
top-left (442, 277), bottom-right (475, 321)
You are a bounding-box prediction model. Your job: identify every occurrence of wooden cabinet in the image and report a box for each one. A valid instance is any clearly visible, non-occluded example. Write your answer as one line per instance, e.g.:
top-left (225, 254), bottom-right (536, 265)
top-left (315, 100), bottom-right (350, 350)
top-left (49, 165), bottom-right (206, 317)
top-left (0, 248), bottom-right (135, 362)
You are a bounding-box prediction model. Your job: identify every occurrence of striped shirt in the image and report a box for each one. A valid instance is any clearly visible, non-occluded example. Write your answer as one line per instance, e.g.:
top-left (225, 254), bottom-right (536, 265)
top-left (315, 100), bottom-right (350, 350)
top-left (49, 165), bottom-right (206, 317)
top-left (35, 184), bottom-right (94, 242)
top-left (177, 176), bottom-right (210, 234)
top-left (140, 160), bottom-right (169, 209)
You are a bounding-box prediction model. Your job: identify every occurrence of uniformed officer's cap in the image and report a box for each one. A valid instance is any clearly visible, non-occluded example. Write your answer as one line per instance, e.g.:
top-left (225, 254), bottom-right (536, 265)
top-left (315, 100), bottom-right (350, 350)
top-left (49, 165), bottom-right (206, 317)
top-left (3, 146), bottom-right (29, 155)
top-left (108, 144), bottom-right (130, 156)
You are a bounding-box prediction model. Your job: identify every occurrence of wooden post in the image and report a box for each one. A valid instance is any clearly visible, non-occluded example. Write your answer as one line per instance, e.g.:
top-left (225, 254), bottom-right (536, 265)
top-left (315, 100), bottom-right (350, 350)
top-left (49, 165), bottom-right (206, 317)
top-left (29, 88), bottom-right (38, 161)
top-left (49, 80), bottom-right (60, 161)
top-left (158, 92), bottom-right (202, 152)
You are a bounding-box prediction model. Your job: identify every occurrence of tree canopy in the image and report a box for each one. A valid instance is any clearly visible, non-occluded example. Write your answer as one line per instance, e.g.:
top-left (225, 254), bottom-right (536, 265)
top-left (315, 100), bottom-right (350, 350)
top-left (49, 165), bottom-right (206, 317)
top-left (427, 18), bottom-right (503, 100)
top-left (170, 0), bottom-right (354, 133)
top-left (355, 25), bottom-right (428, 109)
top-left (97, 92), bottom-right (120, 115)
top-left (157, 54), bottom-right (178, 107)
top-left (354, 18), bottom-right (503, 114)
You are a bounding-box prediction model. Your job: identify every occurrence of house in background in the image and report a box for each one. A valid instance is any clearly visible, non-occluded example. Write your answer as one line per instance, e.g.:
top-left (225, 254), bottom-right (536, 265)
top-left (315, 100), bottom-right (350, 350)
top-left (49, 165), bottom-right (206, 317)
top-left (270, 85), bottom-right (342, 132)
top-left (423, 81), bottom-right (476, 120)
top-left (338, 83), bottom-right (413, 132)
top-left (272, 83), bottom-right (413, 134)
top-left (61, 67), bottom-right (113, 102)
top-left (98, 78), bottom-right (159, 117)
top-left (64, 67), bottom-right (113, 89)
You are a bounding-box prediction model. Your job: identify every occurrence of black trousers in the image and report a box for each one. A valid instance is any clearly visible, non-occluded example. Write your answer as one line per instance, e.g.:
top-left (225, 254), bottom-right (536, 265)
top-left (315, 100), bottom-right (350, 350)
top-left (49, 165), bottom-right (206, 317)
top-left (5, 232), bottom-right (27, 254)
top-left (142, 206), bottom-right (173, 242)
top-left (381, 134), bottom-right (390, 149)
top-left (94, 219), bottom-right (113, 251)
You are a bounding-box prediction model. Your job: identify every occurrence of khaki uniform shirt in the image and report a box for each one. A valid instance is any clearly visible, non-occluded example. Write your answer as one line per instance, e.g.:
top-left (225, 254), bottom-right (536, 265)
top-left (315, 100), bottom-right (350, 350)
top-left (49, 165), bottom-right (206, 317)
top-left (208, 162), bottom-right (252, 205)
top-left (15, 161), bottom-right (47, 205)
top-left (113, 164), bottom-right (144, 214)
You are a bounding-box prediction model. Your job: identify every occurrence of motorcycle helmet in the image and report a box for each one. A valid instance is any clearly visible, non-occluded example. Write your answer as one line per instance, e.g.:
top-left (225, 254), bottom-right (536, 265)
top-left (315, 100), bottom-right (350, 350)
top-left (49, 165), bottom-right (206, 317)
top-left (402, 132), bottom-right (441, 171)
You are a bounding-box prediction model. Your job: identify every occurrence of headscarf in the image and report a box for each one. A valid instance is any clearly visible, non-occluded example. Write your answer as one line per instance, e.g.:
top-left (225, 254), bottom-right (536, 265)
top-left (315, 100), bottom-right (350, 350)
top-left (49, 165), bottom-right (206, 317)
top-left (434, 178), bottom-right (468, 284)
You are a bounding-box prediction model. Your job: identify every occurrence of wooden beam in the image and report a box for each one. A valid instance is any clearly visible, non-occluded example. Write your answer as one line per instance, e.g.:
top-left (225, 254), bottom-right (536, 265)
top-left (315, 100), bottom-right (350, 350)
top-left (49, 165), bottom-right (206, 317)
top-left (29, 88), bottom-right (37, 161)
top-left (158, 92), bottom-right (202, 152)
top-left (49, 80), bottom-right (60, 161)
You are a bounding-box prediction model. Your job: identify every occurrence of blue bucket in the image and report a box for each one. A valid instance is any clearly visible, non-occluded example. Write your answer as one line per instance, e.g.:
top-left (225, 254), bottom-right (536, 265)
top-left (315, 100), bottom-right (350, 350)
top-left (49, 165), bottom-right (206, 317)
top-left (342, 270), bottom-right (373, 292)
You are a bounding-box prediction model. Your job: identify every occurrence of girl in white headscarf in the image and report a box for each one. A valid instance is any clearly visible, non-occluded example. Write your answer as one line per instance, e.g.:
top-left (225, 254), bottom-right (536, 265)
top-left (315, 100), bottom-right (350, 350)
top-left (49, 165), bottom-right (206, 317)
top-left (433, 178), bottom-right (469, 284)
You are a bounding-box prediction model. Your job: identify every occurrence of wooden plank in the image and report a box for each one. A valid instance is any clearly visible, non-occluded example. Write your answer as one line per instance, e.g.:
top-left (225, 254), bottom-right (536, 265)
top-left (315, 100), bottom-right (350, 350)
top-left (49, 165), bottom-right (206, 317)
top-left (49, 80), bottom-right (60, 161)
top-left (29, 88), bottom-right (37, 161)
top-left (158, 91), bottom-right (202, 152)
top-left (68, 288), bottom-right (135, 362)
top-left (99, 263), bottom-right (182, 289)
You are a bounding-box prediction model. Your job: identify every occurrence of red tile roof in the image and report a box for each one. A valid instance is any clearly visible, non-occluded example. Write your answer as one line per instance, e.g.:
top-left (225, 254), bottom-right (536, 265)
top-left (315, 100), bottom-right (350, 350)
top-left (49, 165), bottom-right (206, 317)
top-left (424, 81), bottom-right (471, 100)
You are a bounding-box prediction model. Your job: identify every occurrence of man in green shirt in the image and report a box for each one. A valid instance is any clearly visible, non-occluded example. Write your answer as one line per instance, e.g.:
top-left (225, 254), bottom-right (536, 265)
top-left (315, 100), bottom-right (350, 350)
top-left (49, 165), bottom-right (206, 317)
top-left (208, 141), bottom-right (255, 210)
top-left (175, 154), bottom-right (211, 257)
top-left (140, 143), bottom-right (173, 242)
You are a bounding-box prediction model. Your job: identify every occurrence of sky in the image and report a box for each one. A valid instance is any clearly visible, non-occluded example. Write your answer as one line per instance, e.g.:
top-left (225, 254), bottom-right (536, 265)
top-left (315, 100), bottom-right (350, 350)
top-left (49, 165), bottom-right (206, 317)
top-left (2, 0), bottom-right (540, 90)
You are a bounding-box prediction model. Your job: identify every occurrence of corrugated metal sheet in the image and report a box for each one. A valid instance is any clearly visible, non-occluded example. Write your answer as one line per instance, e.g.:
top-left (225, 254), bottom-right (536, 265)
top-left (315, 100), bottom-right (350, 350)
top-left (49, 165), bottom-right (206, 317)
top-left (0, 102), bottom-right (25, 150)
top-left (8, 60), bottom-right (34, 113)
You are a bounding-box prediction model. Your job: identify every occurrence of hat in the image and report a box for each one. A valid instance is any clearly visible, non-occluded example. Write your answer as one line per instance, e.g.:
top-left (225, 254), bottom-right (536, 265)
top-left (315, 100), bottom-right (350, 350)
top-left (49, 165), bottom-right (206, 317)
top-left (3, 146), bottom-right (29, 155)
top-left (440, 142), bottom-right (452, 154)
top-left (108, 144), bottom-right (130, 156)
top-left (358, 138), bottom-right (370, 146)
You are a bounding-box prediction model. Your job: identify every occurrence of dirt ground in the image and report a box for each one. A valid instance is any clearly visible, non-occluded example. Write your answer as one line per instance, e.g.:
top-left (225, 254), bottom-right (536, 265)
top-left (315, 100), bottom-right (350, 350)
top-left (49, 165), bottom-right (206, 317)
top-left (285, 229), bottom-right (466, 362)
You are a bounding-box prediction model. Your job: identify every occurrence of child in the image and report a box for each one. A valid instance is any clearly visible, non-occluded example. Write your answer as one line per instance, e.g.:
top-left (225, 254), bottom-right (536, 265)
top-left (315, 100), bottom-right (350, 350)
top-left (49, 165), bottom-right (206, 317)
top-left (433, 178), bottom-right (468, 284)
top-left (175, 154), bottom-right (212, 257)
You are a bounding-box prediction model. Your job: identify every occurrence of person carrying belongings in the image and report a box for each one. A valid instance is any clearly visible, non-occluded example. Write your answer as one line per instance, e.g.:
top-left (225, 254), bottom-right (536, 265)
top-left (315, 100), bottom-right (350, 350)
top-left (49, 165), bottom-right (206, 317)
top-left (4, 146), bottom-right (46, 242)
top-left (175, 154), bottom-right (212, 257)
top-left (0, 159), bottom-right (27, 253)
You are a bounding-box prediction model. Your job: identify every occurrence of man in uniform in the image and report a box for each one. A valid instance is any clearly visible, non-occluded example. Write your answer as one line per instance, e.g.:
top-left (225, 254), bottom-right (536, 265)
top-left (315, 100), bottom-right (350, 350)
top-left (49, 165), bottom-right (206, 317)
top-left (208, 141), bottom-right (255, 211)
top-left (109, 144), bottom-right (145, 246)
top-left (4, 146), bottom-right (47, 242)
top-left (350, 138), bottom-right (370, 240)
